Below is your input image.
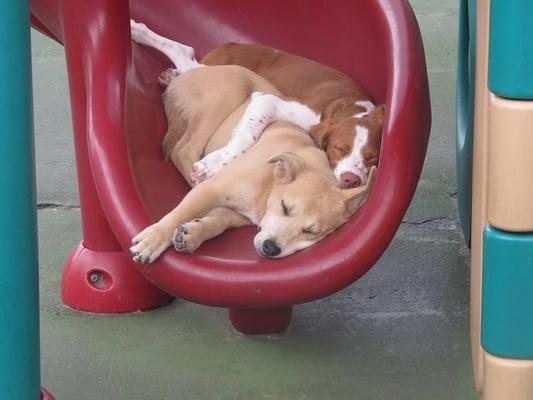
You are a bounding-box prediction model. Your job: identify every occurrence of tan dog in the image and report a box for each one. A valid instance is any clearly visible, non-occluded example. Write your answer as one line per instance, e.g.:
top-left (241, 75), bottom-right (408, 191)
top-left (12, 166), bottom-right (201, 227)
top-left (129, 64), bottom-right (376, 263)
top-left (130, 21), bottom-right (384, 189)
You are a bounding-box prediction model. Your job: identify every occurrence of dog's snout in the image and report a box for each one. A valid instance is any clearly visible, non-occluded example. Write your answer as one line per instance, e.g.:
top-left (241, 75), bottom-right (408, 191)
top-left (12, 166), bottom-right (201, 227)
top-left (340, 172), bottom-right (361, 188)
top-left (262, 239), bottom-right (281, 257)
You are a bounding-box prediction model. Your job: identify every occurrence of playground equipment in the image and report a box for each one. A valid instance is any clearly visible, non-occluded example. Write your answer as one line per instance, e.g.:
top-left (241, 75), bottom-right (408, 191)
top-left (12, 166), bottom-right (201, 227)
top-left (1, 0), bottom-right (430, 397)
top-left (28, 0), bottom-right (430, 334)
top-left (457, 0), bottom-right (533, 398)
top-left (32, 0), bottom-right (432, 328)
top-left (0, 2), bottom-right (53, 399)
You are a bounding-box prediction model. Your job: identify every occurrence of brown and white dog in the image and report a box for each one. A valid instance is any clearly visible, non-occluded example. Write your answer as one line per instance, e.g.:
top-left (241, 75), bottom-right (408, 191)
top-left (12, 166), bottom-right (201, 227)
top-left (128, 22), bottom-right (377, 262)
top-left (201, 43), bottom-right (385, 188)
top-left (131, 21), bottom-right (384, 189)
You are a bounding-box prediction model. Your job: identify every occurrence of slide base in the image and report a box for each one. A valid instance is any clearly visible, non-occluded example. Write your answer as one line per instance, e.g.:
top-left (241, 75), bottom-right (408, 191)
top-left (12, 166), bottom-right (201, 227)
top-left (229, 306), bottom-right (292, 334)
top-left (62, 242), bottom-right (173, 313)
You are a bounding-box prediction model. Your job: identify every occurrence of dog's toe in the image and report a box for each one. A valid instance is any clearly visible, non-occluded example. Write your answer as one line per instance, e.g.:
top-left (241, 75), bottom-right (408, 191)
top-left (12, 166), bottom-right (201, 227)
top-left (172, 222), bottom-right (201, 253)
top-left (158, 68), bottom-right (178, 86)
top-left (172, 229), bottom-right (186, 251)
top-left (189, 173), bottom-right (203, 186)
top-left (190, 161), bottom-right (211, 184)
top-left (130, 224), bottom-right (171, 263)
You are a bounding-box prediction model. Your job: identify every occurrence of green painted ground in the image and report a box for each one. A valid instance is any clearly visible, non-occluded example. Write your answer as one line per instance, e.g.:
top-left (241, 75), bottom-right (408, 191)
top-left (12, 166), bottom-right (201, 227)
top-left (33, 1), bottom-right (477, 398)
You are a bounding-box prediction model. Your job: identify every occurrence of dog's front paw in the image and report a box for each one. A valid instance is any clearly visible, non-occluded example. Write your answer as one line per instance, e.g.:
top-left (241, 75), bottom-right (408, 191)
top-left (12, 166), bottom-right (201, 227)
top-left (190, 161), bottom-right (209, 186)
top-left (158, 68), bottom-right (178, 86)
top-left (130, 223), bottom-right (172, 264)
top-left (190, 151), bottom-right (226, 185)
top-left (172, 221), bottom-right (203, 253)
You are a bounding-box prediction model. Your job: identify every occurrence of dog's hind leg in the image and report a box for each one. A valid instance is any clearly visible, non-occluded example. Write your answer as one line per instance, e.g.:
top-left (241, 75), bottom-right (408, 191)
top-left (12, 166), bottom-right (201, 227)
top-left (172, 207), bottom-right (251, 252)
top-left (161, 99), bottom-right (188, 160)
top-left (130, 19), bottom-right (202, 74)
top-left (191, 92), bottom-right (320, 183)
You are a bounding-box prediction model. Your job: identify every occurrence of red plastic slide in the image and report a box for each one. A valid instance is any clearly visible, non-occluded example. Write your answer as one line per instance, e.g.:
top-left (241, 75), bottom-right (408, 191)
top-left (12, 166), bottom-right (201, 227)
top-left (30, 0), bottom-right (431, 333)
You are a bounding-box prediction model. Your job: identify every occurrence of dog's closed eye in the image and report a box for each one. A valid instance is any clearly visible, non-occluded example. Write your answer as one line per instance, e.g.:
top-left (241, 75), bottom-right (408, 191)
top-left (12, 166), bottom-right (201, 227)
top-left (333, 145), bottom-right (349, 155)
top-left (302, 227), bottom-right (317, 235)
top-left (281, 200), bottom-right (290, 216)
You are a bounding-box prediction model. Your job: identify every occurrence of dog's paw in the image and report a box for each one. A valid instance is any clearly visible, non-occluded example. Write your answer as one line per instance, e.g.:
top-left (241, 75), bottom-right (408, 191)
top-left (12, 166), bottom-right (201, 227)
top-left (190, 161), bottom-right (209, 186)
top-left (190, 151), bottom-right (227, 185)
top-left (130, 223), bottom-right (172, 264)
top-left (172, 221), bottom-right (203, 253)
top-left (130, 20), bottom-right (149, 45)
top-left (158, 68), bottom-right (178, 86)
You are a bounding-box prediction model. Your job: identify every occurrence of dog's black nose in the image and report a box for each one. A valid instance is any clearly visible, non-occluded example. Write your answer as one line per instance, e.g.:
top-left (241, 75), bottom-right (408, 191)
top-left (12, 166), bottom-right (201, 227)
top-left (262, 240), bottom-right (281, 257)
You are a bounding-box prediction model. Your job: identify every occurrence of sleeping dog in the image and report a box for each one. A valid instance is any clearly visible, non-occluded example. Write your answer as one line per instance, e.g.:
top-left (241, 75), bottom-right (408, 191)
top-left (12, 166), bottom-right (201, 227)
top-left (129, 26), bottom-right (376, 262)
top-left (130, 21), bottom-right (384, 189)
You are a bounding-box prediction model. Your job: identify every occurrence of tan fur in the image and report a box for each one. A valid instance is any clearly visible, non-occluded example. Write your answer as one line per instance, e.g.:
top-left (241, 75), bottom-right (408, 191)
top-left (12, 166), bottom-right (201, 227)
top-left (161, 91), bottom-right (188, 159)
top-left (161, 65), bottom-right (283, 177)
top-left (130, 65), bottom-right (375, 263)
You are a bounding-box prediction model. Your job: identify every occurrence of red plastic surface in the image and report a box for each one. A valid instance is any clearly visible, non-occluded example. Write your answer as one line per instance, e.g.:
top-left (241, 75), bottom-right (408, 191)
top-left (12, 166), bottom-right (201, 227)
top-left (30, 0), bottom-right (431, 313)
top-left (229, 307), bottom-right (293, 334)
top-left (62, 242), bottom-right (172, 312)
top-left (32, 0), bottom-right (172, 313)
top-left (41, 387), bottom-right (54, 400)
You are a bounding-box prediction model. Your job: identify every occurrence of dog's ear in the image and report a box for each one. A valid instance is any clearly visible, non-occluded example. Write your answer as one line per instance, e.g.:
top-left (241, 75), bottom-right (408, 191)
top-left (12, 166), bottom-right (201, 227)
top-left (309, 122), bottom-right (331, 150)
top-left (362, 104), bottom-right (385, 152)
top-left (369, 104), bottom-right (385, 126)
top-left (322, 98), bottom-right (352, 120)
top-left (342, 166), bottom-right (377, 213)
top-left (268, 152), bottom-right (304, 184)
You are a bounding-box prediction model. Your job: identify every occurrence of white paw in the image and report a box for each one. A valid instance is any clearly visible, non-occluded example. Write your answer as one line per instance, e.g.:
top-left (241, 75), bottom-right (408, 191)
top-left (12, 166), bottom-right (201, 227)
top-left (129, 223), bottom-right (172, 264)
top-left (172, 220), bottom-right (203, 253)
top-left (158, 68), bottom-right (178, 86)
top-left (190, 151), bottom-right (226, 185)
top-left (130, 20), bottom-right (149, 45)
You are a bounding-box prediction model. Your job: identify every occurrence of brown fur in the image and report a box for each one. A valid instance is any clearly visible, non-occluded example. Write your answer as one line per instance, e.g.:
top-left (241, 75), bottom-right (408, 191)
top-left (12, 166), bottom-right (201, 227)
top-left (201, 43), bottom-right (384, 171)
top-left (201, 43), bottom-right (367, 112)
top-left (311, 104), bottom-right (385, 170)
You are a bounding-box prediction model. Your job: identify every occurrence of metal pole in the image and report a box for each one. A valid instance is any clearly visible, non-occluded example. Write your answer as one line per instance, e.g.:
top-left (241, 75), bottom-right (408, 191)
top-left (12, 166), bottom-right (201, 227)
top-left (0, 1), bottom-right (41, 398)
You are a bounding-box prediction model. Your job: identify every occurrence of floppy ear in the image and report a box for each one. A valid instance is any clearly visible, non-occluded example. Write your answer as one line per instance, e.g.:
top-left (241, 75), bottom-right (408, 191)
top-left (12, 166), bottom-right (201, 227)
top-left (342, 166), bottom-right (377, 213)
top-left (369, 104), bottom-right (385, 125)
top-left (309, 122), bottom-right (331, 150)
top-left (268, 152), bottom-right (304, 184)
top-left (322, 98), bottom-right (352, 120)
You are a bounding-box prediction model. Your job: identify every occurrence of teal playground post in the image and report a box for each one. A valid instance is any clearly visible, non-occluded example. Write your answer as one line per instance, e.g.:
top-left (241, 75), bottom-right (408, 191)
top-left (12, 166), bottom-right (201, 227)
top-left (0, 1), bottom-right (41, 399)
top-left (456, 0), bottom-right (476, 246)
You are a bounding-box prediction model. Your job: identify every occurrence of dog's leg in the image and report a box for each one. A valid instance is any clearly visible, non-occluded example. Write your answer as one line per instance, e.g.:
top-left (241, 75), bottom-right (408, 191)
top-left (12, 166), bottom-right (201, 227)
top-left (177, 113), bottom-right (246, 185)
top-left (172, 207), bottom-right (251, 252)
top-left (130, 20), bottom-right (202, 75)
top-left (191, 92), bottom-right (320, 183)
top-left (129, 182), bottom-right (222, 263)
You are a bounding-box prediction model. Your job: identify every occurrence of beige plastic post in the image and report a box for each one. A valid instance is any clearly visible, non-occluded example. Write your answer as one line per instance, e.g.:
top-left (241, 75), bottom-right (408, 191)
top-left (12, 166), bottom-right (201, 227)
top-left (484, 354), bottom-right (533, 400)
top-left (488, 95), bottom-right (533, 231)
top-left (470, 0), bottom-right (491, 392)
top-left (473, 1), bottom-right (533, 398)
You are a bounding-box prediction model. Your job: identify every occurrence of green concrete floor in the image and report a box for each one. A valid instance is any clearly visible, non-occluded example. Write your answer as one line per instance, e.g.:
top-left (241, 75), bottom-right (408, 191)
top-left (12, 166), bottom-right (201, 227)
top-left (33, 1), bottom-right (477, 399)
